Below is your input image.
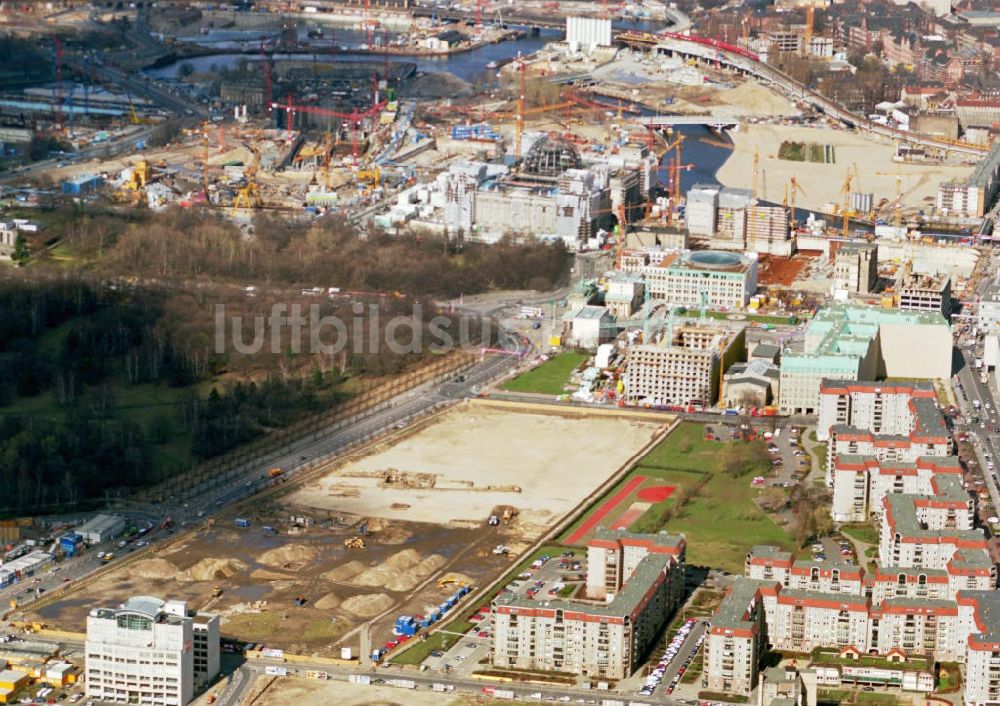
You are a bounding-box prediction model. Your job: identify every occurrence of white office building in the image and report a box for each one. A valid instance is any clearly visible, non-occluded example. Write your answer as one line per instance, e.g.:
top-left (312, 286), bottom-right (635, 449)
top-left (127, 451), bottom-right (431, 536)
top-left (85, 596), bottom-right (219, 706)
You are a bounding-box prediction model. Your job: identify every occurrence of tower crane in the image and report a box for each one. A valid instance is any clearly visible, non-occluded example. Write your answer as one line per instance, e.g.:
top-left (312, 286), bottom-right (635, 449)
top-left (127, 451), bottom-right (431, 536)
top-left (784, 176), bottom-right (805, 227)
top-left (270, 83), bottom-right (387, 166)
top-left (231, 145), bottom-right (263, 214)
top-left (840, 168), bottom-right (852, 239)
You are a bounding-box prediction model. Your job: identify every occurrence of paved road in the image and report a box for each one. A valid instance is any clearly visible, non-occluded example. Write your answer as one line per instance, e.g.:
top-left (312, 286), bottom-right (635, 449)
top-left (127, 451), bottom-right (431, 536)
top-left (954, 346), bottom-right (1000, 515)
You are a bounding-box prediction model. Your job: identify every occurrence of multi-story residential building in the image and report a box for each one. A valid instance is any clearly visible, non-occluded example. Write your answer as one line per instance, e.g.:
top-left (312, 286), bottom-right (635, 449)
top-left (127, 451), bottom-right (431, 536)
top-left (779, 305), bottom-right (951, 415)
top-left (622, 319), bottom-right (746, 407)
top-left (85, 597), bottom-right (220, 706)
top-left (817, 379), bottom-right (942, 441)
top-left (491, 530), bottom-right (685, 680)
top-left (622, 249), bottom-right (758, 311)
top-left (703, 579), bottom-right (774, 697)
top-left (960, 591), bottom-right (1000, 706)
top-left (745, 545), bottom-right (793, 586)
top-left (817, 380), bottom-right (953, 519)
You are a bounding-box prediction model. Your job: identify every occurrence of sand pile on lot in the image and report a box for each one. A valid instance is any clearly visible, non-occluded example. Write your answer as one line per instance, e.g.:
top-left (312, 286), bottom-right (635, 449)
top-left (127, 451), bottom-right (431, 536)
top-left (384, 554), bottom-right (448, 592)
top-left (322, 560), bottom-right (366, 582)
top-left (351, 549), bottom-right (422, 587)
top-left (314, 592), bottom-right (342, 611)
top-left (340, 593), bottom-right (394, 617)
top-left (250, 568), bottom-right (294, 582)
top-left (132, 558), bottom-right (180, 580)
top-left (258, 544), bottom-right (318, 567)
top-left (716, 82), bottom-right (797, 116)
top-left (181, 558), bottom-right (249, 581)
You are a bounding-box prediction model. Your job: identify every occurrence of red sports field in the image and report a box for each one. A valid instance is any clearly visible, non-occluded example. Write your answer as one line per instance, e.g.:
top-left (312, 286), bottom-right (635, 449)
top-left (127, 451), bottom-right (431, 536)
top-left (566, 475), bottom-right (647, 545)
top-left (638, 485), bottom-right (676, 503)
top-left (611, 502), bottom-right (650, 530)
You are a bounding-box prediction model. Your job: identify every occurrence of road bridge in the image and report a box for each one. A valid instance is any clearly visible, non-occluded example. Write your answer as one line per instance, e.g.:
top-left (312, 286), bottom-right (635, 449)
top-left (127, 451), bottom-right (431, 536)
top-left (637, 114), bottom-right (741, 128)
top-left (616, 30), bottom-right (989, 158)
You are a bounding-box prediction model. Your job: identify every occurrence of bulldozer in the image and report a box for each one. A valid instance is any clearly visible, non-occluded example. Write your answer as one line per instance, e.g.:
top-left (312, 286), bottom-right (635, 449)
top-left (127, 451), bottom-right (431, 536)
top-left (343, 536), bottom-right (365, 550)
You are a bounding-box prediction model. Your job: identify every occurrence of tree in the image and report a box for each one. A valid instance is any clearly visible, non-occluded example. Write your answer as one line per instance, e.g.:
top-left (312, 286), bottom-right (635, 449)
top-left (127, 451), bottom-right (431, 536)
top-left (11, 234), bottom-right (29, 266)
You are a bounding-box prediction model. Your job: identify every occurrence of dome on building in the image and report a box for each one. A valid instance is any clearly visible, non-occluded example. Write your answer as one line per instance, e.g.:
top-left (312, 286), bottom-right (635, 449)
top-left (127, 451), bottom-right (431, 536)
top-left (522, 133), bottom-right (582, 177)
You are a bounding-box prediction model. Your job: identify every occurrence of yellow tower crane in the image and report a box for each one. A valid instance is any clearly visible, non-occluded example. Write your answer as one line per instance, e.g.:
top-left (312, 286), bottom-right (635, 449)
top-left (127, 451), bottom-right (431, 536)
top-left (840, 168), bottom-right (853, 239)
top-left (231, 145), bottom-right (263, 214)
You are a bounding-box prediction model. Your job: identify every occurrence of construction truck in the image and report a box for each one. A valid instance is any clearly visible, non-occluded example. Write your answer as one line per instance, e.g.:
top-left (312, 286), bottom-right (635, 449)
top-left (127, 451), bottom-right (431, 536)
top-left (212, 586), bottom-right (223, 598)
top-left (344, 537), bottom-right (365, 550)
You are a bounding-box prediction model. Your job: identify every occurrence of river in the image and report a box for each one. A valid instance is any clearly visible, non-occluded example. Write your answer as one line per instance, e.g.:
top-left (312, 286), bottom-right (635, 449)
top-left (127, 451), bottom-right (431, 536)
top-left (146, 17), bottom-right (733, 186)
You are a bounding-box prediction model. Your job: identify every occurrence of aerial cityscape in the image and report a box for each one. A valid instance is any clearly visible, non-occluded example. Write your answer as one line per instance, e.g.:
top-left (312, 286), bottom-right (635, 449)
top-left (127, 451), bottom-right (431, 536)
top-left (0, 0), bottom-right (999, 705)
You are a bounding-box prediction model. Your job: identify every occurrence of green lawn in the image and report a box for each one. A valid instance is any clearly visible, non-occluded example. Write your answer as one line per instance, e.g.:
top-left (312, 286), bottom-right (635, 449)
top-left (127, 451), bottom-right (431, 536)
top-left (390, 632), bottom-right (459, 665)
top-left (565, 422), bottom-right (795, 573)
top-left (500, 352), bottom-right (589, 395)
top-left (841, 522), bottom-right (879, 546)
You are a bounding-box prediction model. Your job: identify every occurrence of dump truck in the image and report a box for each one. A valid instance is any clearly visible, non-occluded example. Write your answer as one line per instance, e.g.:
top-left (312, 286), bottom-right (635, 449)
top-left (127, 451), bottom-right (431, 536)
top-left (344, 537), bottom-right (365, 550)
top-left (267, 467), bottom-right (284, 478)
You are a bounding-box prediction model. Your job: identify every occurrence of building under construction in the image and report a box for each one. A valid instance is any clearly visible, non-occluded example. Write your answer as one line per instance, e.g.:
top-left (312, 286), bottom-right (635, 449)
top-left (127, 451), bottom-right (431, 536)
top-left (432, 135), bottom-right (648, 248)
top-left (622, 316), bottom-right (747, 408)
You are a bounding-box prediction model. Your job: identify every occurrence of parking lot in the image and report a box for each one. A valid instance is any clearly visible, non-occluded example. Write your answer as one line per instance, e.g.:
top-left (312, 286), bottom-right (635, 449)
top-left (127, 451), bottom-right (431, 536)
top-left (638, 617), bottom-right (706, 698)
top-left (424, 550), bottom-right (587, 676)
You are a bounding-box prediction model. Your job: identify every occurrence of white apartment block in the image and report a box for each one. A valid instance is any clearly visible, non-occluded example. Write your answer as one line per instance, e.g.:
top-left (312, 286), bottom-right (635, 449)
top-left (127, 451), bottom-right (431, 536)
top-left (86, 596), bottom-right (219, 706)
top-left (622, 320), bottom-right (745, 408)
top-left (703, 579), bottom-right (772, 697)
top-left (817, 380), bottom-right (941, 442)
top-left (492, 531), bottom-right (685, 680)
top-left (818, 380), bottom-right (952, 508)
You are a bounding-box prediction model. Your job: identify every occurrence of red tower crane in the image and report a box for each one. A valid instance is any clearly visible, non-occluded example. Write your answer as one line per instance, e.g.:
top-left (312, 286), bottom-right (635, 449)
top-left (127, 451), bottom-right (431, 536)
top-left (271, 85), bottom-right (386, 165)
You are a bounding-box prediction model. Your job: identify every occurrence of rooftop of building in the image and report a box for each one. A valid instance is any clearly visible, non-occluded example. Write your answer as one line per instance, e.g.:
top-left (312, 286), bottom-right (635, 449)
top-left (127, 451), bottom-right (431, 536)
top-left (751, 343), bottom-right (781, 360)
top-left (960, 590), bottom-right (1000, 640)
top-left (785, 304), bottom-right (948, 367)
top-left (75, 513), bottom-right (125, 534)
top-left (777, 587), bottom-right (869, 608)
top-left (747, 545), bottom-right (793, 562)
top-left (573, 305), bottom-right (610, 320)
top-left (712, 577), bottom-right (776, 631)
top-left (726, 359), bottom-right (780, 382)
top-left (496, 531), bottom-right (684, 620)
top-left (899, 271), bottom-right (951, 293)
top-left (883, 492), bottom-right (980, 542)
top-left (662, 249), bottom-right (755, 274)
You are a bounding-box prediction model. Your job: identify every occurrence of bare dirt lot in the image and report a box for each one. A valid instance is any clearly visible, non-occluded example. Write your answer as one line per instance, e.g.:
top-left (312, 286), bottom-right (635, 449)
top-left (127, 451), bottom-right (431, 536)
top-left (717, 124), bottom-right (976, 215)
top-left (284, 404), bottom-right (663, 531)
top-left (32, 404), bottom-right (664, 658)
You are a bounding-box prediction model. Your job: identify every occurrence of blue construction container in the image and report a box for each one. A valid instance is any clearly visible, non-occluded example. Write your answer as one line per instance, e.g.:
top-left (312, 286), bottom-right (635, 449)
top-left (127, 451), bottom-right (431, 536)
top-left (61, 173), bottom-right (104, 196)
top-left (59, 532), bottom-right (82, 557)
top-left (234, 518), bottom-right (251, 528)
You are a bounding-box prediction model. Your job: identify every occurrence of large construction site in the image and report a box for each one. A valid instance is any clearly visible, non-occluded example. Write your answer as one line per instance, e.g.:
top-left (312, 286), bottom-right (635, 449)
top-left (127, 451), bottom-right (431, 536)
top-left (28, 403), bottom-right (666, 656)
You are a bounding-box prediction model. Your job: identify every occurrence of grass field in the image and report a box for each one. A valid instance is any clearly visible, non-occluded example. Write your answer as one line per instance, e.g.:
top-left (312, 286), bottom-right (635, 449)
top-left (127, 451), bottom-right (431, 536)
top-left (390, 632), bottom-right (459, 665)
top-left (500, 352), bottom-right (589, 395)
top-left (841, 522), bottom-right (879, 546)
top-left (561, 422), bottom-right (794, 572)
